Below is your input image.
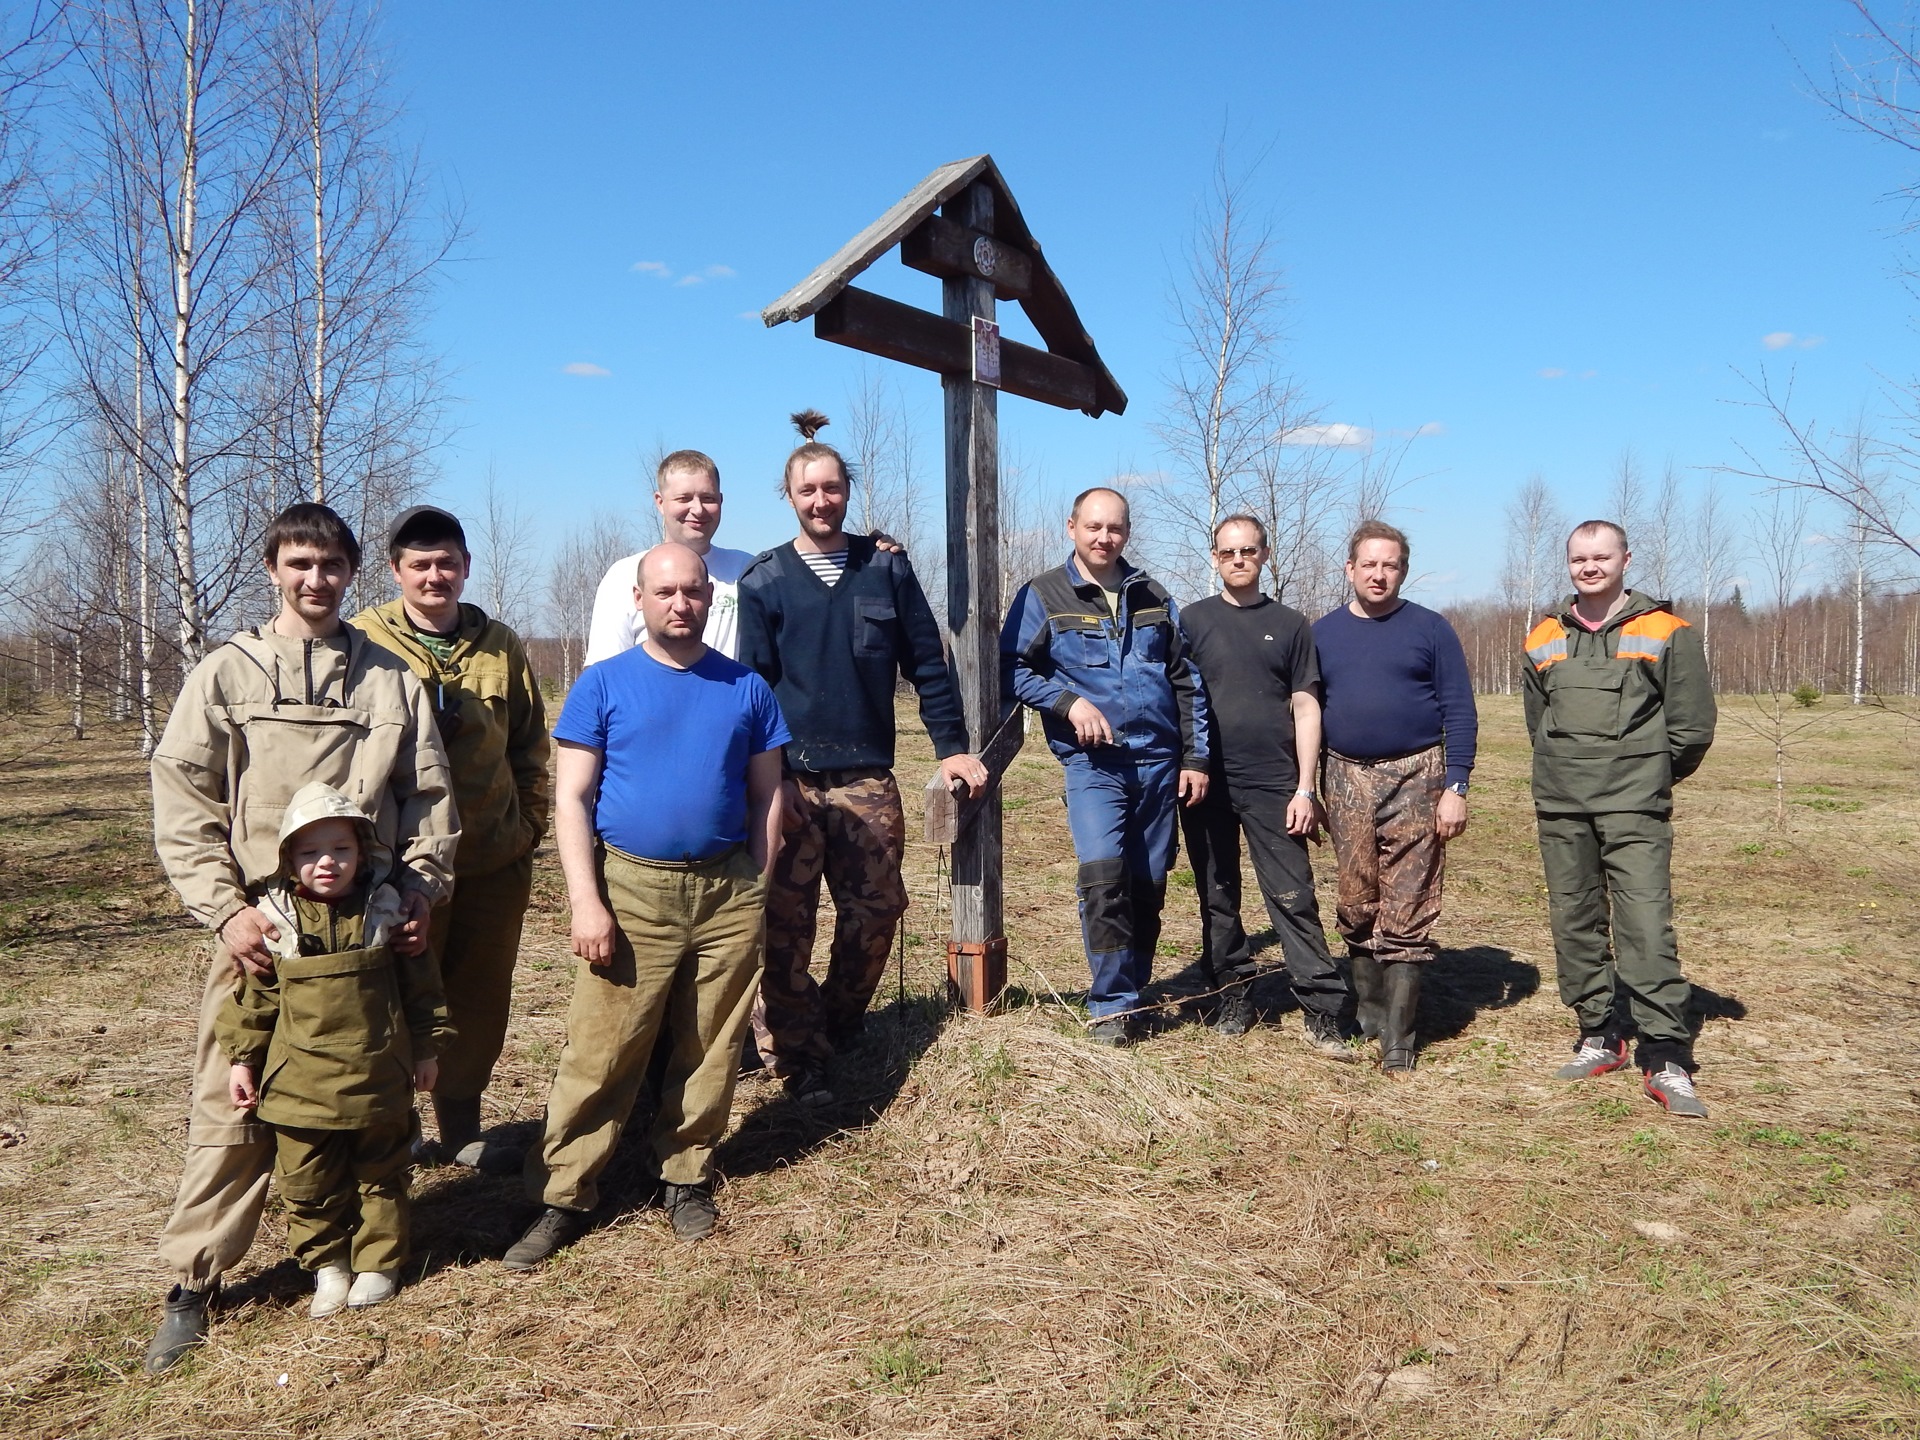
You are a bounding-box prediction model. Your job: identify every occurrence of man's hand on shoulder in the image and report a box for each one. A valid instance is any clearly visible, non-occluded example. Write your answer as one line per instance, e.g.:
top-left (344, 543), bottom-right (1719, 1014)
top-left (393, 889), bottom-right (432, 957)
top-left (571, 898), bottom-right (619, 967)
top-left (219, 906), bottom-right (280, 978)
top-left (1436, 789), bottom-right (1468, 841)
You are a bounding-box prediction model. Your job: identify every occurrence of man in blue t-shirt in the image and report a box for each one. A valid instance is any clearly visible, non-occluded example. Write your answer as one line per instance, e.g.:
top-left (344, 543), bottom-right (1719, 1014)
top-left (1312, 520), bottom-right (1478, 1077)
top-left (505, 544), bottom-right (789, 1267)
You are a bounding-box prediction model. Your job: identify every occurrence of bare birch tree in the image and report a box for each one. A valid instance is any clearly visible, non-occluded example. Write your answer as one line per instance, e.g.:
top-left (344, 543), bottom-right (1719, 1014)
top-left (1607, 448), bottom-right (1647, 546)
top-left (1687, 473), bottom-right (1738, 677)
top-left (1497, 474), bottom-right (1565, 693)
top-left (1638, 461), bottom-right (1686, 600)
top-left (1156, 145), bottom-right (1301, 596)
top-left (1752, 488), bottom-right (1810, 690)
top-left (475, 463), bottom-right (538, 631)
top-left (67, 0), bottom-right (295, 664)
top-left (545, 510), bottom-right (634, 686)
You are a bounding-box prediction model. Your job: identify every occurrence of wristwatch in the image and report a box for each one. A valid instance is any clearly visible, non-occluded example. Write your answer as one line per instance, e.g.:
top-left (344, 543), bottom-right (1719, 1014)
top-left (1446, 780), bottom-right (1469, 796)
top-left (1295, 788), bottom-right (1317, 800)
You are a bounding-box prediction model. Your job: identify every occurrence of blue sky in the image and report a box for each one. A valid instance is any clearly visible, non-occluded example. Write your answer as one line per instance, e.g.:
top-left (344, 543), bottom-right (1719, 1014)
top-left (388, 0), bottom-right (1917, 602)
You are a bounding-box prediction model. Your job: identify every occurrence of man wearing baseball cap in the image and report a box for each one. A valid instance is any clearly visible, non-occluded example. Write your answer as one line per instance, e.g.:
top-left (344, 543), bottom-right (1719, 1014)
top-left (353, 505), bottom-right (551, 1171)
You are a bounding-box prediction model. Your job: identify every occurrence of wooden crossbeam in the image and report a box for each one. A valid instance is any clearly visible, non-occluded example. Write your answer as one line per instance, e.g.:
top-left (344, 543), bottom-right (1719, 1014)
top-left (923, 706), bottom-right (1026, 845)
top-left (900, 215), bottom-right (1034, 300)
top-left (815, 286), bottom-right (1098, 414)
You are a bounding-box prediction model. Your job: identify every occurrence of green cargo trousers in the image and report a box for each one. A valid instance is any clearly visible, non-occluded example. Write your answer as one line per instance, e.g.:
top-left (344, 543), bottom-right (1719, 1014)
top-left (528, 843), bottom-right (764, 1209)
top-left (273, 1117), bottom-right (414, 1274)
top-left (1536, 809), bottom-right (1693, 1067)
top-left (429, 850), bottom-right (535, 1101)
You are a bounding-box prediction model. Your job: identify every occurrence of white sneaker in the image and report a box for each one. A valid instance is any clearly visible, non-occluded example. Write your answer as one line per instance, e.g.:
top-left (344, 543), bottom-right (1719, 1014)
top-left (310, 1264), bottom-right (352, 1318)
top-left (346, 1269), bottom-right (399, 1308)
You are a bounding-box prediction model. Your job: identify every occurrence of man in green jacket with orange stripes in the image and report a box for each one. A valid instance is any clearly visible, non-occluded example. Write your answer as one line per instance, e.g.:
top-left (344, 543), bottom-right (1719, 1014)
top-left (1522, 519), bottom-right (1716, 1118)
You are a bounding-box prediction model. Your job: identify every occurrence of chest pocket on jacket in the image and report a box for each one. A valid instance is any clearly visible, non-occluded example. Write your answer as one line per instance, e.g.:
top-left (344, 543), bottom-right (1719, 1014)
top-left (1131, 617), bottom-right (1171, 664)
top-left (853, 598), bottom-right (896, 658)
top-left (1546, 666), bottom-right (1625, 742)
top-left (275, 947), bottom-right (397, 1055)
top-left (1051, 620), bottom-right (1110, 667)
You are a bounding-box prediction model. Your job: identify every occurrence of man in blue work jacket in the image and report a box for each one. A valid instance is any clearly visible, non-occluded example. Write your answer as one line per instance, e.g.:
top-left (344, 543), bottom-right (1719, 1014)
top-left (1001, 487), bottom-right (1210, 1046)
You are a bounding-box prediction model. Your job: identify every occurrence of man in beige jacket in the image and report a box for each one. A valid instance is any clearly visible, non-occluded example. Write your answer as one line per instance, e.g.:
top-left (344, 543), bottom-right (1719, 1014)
top-left (144, 502), bottom-right (458, 1373)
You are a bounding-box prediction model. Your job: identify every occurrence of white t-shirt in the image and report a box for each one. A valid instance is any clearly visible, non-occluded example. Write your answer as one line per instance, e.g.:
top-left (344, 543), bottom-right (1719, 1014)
top-left (585, 544), bottom-right (755, 663)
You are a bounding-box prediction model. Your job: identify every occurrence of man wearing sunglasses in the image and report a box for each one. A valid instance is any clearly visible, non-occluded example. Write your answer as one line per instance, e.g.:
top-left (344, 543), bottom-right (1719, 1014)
top-left (354, 506), bottom-right (551, 1171)
top-left (1176, 515), bottom-right (1356, 1056)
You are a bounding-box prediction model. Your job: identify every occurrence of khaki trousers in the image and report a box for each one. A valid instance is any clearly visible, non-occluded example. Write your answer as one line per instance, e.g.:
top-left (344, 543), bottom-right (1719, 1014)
top-left (430, 850), bottom-right (535, 1100)
top-left (529, 843), bottom-right (765, 1207)
top-left (273, 1118), bottom-right (414, 1273)
top-left (156, 947), bottom-right (274, 1288)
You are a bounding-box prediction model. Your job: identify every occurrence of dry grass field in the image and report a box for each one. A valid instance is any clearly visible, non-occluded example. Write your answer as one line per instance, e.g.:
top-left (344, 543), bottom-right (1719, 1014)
top-left (0, 693), bottom-right (1916, 1439)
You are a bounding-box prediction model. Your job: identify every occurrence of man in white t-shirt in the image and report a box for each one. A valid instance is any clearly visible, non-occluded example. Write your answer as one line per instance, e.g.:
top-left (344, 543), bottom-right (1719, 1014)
top-left (587, 451), bottom-right (753, 661)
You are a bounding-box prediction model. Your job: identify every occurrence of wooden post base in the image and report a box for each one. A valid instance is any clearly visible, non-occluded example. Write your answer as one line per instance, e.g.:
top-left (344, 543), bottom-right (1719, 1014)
top-left (947, 937), bottom-right (1008, 1014)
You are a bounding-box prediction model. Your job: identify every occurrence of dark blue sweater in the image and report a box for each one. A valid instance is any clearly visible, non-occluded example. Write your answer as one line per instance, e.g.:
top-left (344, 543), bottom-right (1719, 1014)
top-left (1311, 600), bottom-right (1477, 787)
top-left (736, 536), bottom-right (968, 772)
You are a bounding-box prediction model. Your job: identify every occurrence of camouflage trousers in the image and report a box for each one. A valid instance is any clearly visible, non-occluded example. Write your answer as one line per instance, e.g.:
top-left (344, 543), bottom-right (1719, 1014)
top-left (752, 767), bottom-right (907, 1074)
top-left (1324, 744), bottom-right (1446, 965)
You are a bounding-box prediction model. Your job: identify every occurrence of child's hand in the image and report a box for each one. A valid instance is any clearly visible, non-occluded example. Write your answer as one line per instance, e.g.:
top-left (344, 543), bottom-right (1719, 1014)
top-left (228, 1063), bottom-right (259, 1110)
top-left (413, 1056), bottom-right (438, 1094)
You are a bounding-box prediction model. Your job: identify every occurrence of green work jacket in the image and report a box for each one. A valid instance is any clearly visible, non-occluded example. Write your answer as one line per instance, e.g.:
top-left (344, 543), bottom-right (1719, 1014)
top-left (1521, 589), bottom-right (1716, 815)
top-left (216, 883), bottom-right (454, 1130)
top-left (353, 600), bottom-right (551, 877)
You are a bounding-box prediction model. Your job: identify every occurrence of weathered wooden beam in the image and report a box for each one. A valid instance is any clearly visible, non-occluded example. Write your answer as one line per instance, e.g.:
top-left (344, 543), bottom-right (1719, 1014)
top-left (761, 155), bottom-right (991, 326)
top-left (815, 287), bottom-right (1098, 413)
top-left (900, 214), bottom-right (1034, 300)
top-left (923, 706), bottom-right (1027, 844)
top-left (943, 180), bottom-right (1006, 1014)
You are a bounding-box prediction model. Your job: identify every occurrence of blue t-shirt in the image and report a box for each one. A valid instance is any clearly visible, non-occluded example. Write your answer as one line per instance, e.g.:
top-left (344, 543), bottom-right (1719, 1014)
top-left (1311, 600), bottom-right (1477, 787)
top-left (553, 644), bottom-right (790, 861)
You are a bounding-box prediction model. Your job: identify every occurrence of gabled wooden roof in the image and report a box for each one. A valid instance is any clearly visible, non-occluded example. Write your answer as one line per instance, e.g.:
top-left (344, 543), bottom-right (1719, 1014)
top-left (761, 155), bottom-right (1126, 418)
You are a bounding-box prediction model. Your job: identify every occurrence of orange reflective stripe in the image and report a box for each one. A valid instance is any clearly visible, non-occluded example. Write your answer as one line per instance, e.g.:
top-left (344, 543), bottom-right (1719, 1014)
top-left (1621, 610), bottom-right (1688, 640)
top-left (1523, 616), bottom-right (1568, 671)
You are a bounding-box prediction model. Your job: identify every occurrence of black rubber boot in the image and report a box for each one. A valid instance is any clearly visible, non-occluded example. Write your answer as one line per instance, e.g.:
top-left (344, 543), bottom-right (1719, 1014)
top-left (1379, 961), bottom-right (1421, 1076)
top-left (435, 1094), bottom-right (524, 1176)
top-left (144, 1283), bottom-right (212, 1374)
top-left (1350, 952), bottom-right (1386, 1040)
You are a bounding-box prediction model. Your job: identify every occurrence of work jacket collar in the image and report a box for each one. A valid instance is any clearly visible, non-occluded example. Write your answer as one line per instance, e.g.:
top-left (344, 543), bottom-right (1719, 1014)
top-left (1063, 553), bottom-right (1145, 598)
top-left (1553, 587), bottom-right (1669, 635)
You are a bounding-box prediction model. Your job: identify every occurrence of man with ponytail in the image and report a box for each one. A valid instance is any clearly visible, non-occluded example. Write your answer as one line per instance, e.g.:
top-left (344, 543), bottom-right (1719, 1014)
top-left (736, 412), bottom-right (987, 1102)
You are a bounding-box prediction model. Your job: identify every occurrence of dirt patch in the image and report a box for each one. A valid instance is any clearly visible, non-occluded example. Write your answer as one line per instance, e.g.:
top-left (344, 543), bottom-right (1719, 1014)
top-left (1, 696), bottom-right (1915, 1437)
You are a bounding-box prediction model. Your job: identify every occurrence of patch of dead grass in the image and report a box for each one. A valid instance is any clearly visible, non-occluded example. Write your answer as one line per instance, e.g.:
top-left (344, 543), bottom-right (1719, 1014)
top-left (0, 696), bottom-right (1915, 1437)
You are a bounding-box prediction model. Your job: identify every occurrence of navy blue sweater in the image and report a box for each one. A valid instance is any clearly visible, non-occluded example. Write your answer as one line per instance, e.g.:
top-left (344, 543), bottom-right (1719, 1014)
top-left (736, 537), bottom-right (968, 772)
top-left (1311, 600), bottom-right (1477, 787)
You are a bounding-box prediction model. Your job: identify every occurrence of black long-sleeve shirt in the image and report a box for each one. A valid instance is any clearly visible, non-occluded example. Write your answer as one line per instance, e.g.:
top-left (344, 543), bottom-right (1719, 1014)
top-left (736, 536), bottom-right (968, 772)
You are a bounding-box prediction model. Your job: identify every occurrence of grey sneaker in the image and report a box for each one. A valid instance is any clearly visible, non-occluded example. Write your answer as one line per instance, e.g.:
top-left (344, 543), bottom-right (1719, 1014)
top-left (664, 1182), bottom-right (718, 1242)
top-left (1211, 981), bottom-right (1255, 1037)
top-left (782, 1064), bottom-right (835, 1107)
top-left (502, 1206), bottom-right (588, 1271)
top-left (1556, 1035), bottom-right (1629, 1081)
top-left (1642, 1063), bottom-right (1708, 1119)
top-left (144, 1283), bottom-right (212, 1374)
top-left (1087, 1016), bottom-right (1131, 1047)
top-left (1302, 1012), bottom-right (1363, 1063)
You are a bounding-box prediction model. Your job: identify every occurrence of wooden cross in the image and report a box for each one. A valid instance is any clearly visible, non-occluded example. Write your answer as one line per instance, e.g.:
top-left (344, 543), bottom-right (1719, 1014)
top-left (762, 155), bottom-right (1126, 1012)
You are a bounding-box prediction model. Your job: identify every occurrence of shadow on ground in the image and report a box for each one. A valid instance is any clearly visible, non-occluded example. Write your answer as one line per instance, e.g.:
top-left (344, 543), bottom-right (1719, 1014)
top-left (1419, 945), bottom-right (1538, 1045)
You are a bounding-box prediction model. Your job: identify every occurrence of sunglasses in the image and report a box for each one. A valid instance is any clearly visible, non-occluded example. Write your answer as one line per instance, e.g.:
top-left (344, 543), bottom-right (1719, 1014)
top-left (1214, 545), bottom-right (1263, 560)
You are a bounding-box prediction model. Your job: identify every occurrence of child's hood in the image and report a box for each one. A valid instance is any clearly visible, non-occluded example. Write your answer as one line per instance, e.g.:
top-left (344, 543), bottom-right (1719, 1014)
top-left (276, 781), bottom-right (393, 881)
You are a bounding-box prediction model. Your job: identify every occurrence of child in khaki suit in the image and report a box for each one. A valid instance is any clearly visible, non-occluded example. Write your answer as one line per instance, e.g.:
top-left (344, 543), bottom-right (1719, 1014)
top-left (218, 783), bottom-right (453, 1317)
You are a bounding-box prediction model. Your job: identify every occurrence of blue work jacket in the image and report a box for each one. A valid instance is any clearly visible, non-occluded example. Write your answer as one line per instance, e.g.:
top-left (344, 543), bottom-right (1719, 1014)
top-left (999, 555), bottom-right (1208, 768)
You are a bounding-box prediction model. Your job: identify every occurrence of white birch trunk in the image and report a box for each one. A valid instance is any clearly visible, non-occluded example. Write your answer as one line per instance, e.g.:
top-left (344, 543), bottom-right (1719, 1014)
top-left (167, 0), bottom-right (206, 664)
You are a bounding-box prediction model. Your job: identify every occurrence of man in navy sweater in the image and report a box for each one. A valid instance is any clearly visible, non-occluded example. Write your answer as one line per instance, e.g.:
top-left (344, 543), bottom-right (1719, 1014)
top-left (736, 414), bottom-right (986, 1101)
top-left (1312, 520), bottom-right (1477, 1075)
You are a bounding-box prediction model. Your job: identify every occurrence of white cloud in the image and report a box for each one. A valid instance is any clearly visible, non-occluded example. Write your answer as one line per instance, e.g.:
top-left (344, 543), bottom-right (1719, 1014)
top-left (675, 274), bottom-right (704, 287)
top-left (1280, 422), bottom-right (1371, 449)
top-left (562, 362), bottom-right (611, 378)
top-left (1539, 367), bottom-right (1566, 379)
top-left (631, 260), bottom-right (671, 278)
top-left (1762, 331), bottom-right (1795, 350)
top-left (702, 264), bottom-right (736, 280)
top-left (1798, 334), bottom-right (1825, 349)
top-left (1414, 421), bottom-right (1446, 438)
